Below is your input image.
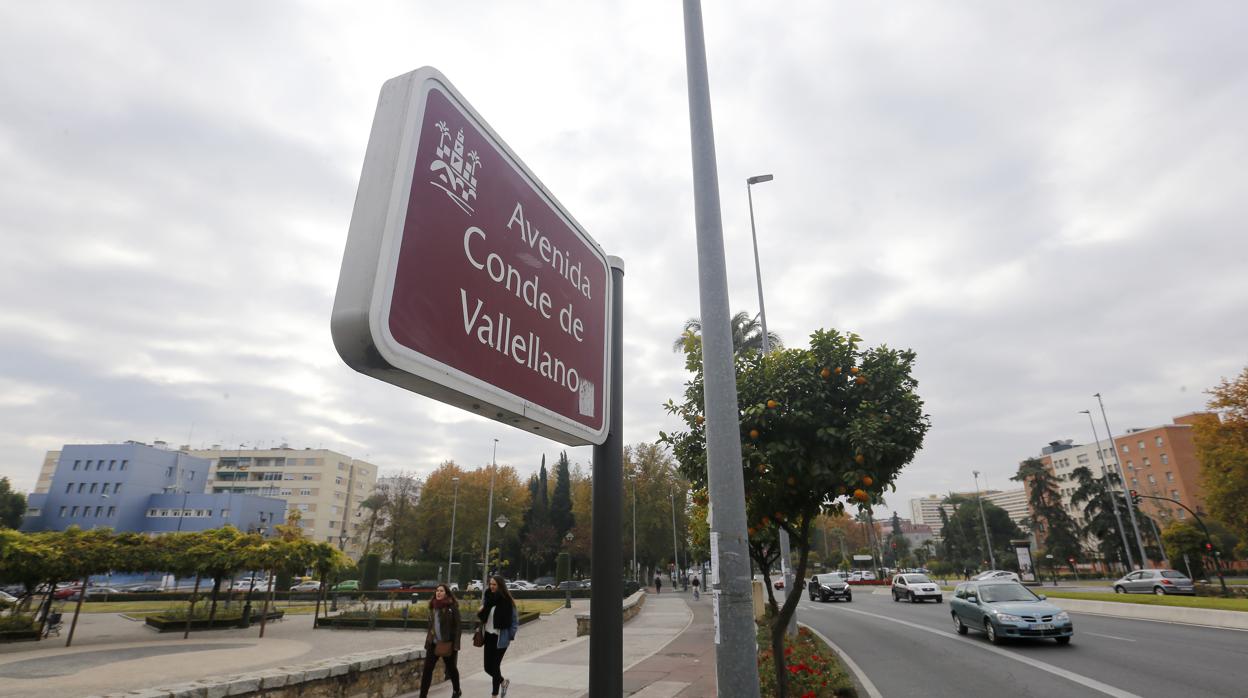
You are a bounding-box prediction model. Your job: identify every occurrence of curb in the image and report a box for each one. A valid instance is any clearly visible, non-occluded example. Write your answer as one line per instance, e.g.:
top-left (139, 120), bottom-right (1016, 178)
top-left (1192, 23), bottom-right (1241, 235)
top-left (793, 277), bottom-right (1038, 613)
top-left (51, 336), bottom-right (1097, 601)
top-left (799, 622), bottom-right (882, 698)
top-left (1057, 598), bottom-right (1248, 631)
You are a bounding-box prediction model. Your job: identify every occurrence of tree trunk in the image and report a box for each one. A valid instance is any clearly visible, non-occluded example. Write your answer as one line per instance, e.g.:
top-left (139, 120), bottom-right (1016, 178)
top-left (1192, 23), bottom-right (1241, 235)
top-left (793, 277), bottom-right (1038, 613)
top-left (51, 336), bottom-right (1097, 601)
top-left (64, 581), bottom-right (88, 647)
top-left (184, 573), bottom-right (202, 639)
top-left (36, 578), bottom-right (56, 639)
top-left (259, 569), bottom-right (274, 638)
top-left (770, 518), bottom-right (813, 698)
top-left (207, 576), bottom-right (222, 626)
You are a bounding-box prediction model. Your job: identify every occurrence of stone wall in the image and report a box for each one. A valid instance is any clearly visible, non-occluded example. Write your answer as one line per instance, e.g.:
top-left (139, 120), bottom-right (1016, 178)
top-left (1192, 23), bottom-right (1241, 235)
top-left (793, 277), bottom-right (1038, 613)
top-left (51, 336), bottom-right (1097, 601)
top-left (90, 647), bottom-right (440, 698)
top-left (576, 589), bottom-right (646, 637)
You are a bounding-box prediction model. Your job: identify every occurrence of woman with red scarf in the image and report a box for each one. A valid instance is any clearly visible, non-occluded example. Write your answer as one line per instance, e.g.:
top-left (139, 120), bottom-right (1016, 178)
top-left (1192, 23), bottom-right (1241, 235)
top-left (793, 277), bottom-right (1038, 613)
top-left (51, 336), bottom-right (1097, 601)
top-left (420, 583), bottom-right (462, 698)
top-left (477, 575), bottom-right (519, 697)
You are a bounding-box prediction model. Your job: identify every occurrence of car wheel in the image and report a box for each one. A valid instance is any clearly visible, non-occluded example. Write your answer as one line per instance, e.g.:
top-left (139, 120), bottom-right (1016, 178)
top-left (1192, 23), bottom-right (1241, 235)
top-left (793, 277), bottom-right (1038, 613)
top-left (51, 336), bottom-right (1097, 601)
top-left (1154, 587), bottom-right (1167, 596)
top-left (892, 590), bottom-right (900, 602)
top-left (845, 594), bottom-right (852, 602)
top-left (1114, 585), bottom-right (1126, 594)
top-left (985, 619), bottom-right (1004, 645)
top-left (1056, 636), bottom-right (1072, 645)
top-left (935, 596), bottom-right (943, 603)
top-left (909, 592), bottom-right (917, 603)
top-left (953, 614), bottom-right (968, 635)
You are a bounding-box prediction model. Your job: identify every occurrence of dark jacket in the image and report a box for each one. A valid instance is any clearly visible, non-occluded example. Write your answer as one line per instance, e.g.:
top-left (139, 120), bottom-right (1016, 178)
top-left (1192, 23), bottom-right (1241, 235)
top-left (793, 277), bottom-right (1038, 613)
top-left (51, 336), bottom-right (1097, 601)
top-left (425, 603), bottom-right (462, 652)
top-left (476, 591), bottom-right (519, 649)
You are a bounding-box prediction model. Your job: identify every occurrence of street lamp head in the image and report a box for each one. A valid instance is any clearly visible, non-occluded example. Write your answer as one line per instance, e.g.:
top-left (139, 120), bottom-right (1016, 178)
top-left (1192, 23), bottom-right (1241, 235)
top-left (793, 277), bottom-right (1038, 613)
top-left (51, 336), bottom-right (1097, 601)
top-left (495, 514), bottom-right (509, 529)
top-left (452, 477), bottom-right (460, 483)
top-left (565, 531), bottom-right (574, 541)
top-left (746, 174), bottom-right (774, 185)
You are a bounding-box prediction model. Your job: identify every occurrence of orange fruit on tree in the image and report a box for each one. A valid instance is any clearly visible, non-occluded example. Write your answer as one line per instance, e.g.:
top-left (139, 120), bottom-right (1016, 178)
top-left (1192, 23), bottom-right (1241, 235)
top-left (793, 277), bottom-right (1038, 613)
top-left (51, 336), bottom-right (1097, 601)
top-left (695, 414), bottom-right (705, 425)
top-left (853, 489), bottom-right (869, 502)
top-left (854, 454), bottom-right (865, 465)
top-left (856, 376), bottom-right (867, 385)
top-left (757, 463), bottom-right (768, 474)
top-left (834, 366), bottom-right (843, 375)
top-left (820, 367), bottom-right (832, 379)
top-left (767, 399), bottom-right (779, 409)
top-left (850, 366), bottom-right (859, 375)
top-left (862, 475), bottom-right (874, 487)
top-left (749, 429), bottom-right (761, 439)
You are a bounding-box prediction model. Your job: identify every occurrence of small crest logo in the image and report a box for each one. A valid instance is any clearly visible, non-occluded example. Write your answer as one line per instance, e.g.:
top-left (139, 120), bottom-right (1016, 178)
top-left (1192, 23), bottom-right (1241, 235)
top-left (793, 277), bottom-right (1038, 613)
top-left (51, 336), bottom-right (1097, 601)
top-left (430, 120), bottom-right (481, 214)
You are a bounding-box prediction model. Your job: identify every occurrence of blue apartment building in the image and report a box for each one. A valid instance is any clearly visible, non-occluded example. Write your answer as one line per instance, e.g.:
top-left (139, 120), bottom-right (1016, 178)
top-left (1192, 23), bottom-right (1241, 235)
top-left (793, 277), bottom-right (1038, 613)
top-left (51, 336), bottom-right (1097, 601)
top-left (21, 442), bottom-right (284, 534)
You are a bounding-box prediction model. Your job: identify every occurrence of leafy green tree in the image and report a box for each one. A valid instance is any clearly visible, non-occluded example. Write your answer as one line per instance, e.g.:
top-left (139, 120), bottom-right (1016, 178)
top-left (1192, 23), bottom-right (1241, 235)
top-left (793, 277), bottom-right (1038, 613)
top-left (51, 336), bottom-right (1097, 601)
top-left (672, 310), bottom-right (782, 357)
top-left (550, 452), bottom-right (575, 539)
top-left (1162, 521), bottom-right (1211, 580)
top-left (941, 495), bottom-right (1023, 572)
top-left (1068, 466), bottom-right (1157, 571)
top-left (0, 477), bottom-right (25, 529)
top-left (1013, 458), bottom-right (1082, 569)
top-left (1196, 367), bottom-right (1248, 545)
top-left (664, 328), bottom-right (929, 698)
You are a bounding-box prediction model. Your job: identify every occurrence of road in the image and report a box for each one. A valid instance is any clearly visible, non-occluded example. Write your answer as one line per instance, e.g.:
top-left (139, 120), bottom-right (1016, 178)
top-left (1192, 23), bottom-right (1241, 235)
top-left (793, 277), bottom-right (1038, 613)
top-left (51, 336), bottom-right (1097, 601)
top-left (796, 588), bottom-right (1246, 697)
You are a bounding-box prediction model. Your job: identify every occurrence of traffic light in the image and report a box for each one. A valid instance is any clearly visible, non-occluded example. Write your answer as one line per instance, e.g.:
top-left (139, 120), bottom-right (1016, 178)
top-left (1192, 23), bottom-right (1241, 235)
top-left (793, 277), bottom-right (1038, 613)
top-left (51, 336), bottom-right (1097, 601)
top-left (1129, 490), bottom-right (1141, 505)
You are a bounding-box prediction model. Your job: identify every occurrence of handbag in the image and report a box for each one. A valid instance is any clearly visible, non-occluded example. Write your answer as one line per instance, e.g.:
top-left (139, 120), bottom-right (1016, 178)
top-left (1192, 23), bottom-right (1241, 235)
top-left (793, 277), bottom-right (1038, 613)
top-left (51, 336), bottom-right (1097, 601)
top-left (435, 640), bottom-right (454, 657)
top-left (472, 628), bottom-right (485, 647)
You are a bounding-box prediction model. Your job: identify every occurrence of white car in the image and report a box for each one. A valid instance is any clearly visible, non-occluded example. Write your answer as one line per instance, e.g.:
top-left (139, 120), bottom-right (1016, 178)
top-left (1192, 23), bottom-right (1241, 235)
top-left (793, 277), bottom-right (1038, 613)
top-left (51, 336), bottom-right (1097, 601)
top-left (973, 570), bottom-right (1020, 582)
top-left (891, 573), bottom-right (942, 603)
top-left (232, 577), bottom-right (275, 591)
top-left (508, 580), bottom-right (536, 591)
top-left (466, 580), bottom-right (483, 592)
top-left (290, 581), bottom-right (321, 592)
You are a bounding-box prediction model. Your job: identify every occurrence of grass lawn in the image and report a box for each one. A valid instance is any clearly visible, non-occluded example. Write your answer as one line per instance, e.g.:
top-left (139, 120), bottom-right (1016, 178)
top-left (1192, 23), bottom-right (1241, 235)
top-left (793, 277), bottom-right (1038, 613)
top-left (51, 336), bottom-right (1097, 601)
top-left (1042, 590), bottom-right (1248, 612)
top-left (71, 601), bottom-right (319, 615)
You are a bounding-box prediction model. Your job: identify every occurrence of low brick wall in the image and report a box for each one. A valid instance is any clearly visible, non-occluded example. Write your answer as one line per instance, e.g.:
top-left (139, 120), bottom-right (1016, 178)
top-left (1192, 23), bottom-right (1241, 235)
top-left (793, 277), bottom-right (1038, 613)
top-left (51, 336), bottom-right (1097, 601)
top-left (89, 647), bottom-right (437, 698)
top-left (576, 590), bottom-right (646, 637)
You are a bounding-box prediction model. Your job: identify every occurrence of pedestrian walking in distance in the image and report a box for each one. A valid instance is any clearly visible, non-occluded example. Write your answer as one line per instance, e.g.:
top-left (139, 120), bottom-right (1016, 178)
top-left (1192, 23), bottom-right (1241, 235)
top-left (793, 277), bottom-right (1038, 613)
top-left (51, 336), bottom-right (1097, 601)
top-left (477, 575), bottom-right (519, 697)
top-left (420, 583), bottom-right (462, 698)
top-left (691, 575), bottom-right (700, 600)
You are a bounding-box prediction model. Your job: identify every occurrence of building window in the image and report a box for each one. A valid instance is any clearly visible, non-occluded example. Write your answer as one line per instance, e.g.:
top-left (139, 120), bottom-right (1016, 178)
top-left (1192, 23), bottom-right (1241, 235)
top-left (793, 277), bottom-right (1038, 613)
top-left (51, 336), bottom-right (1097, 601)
top-left (329, 521), bottom-right (339, 528)
top-left (188, 472), bottom-right (194, 480)
top-left (1137, 440), bottom-right (1145, 451)
top-left (1143, 457), bottom-right (1151, 467)
top-left (1171, 490), bottom-right (1181, 501)
top-left (77, 483), bottom-right (85, 493)
top-left (71, 506), bottom-right (79, 517)
top-left (97, 461), bottom-right (104, 470)
top-left (59, 506), bottom-right (67, 517)
top-left (107, 506), bottom-right (116, 517)
top-left (1147, 474), bottom-right (1156, 484)
top-left (1127, 462), bottom-right (1134, 471)
top-left (166, 467), bottom-right (174, 478)
top-left (1166, 471), bottom-right (1174, 482)
top-left (101, 483), bottom-right (110, 494)
top-left (280, 489), bottom-right (292, 496)
top-left (1077, 454), bottom-right (1088, 464)
top-left (1131, 477), bottom-right (1139, 487)
top-left (221, 509), bottom-right (230, 518)
top-left (107, 460), bottom-right (114, 471)
top-left (262, 472), bottom-right (282, 481)
top-left (114, 483), bottom-right (122, 494)
top-left (1155, 436), bottom-right (1163, 447)
top-left (1160, 453), bottom-right (1169, 465)
top-left (300, 489), bottom-right (312, 496)
top-left (120, 460), bottom-right (128, 470)
top-left (283, 473), bottom-right (295, 480)
top-left (65, 482), bottom-right (74, 493)
top-left (302, 474), bottom-right (314, 481)
top-left (94, 506), bottom-right (103, 517)
top-left (73, 461), bottom-right (80, 471)
top-left (147, 509), bottom-right (157, 517)
top-left (1177, 509), bottom-right (1186, 519)
top-left (89, 483), bottom-right (98, 494)
top-left (1121, 444), bottom-right (1129, 453)
top-left (86, 460), bottom-right (94, 469)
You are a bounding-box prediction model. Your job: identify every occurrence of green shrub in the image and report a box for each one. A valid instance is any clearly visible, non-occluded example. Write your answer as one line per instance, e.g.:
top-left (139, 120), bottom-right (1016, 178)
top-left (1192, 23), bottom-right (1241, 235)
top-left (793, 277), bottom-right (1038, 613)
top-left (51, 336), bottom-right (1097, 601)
top-left (0, 615), bottom-right (36, 632)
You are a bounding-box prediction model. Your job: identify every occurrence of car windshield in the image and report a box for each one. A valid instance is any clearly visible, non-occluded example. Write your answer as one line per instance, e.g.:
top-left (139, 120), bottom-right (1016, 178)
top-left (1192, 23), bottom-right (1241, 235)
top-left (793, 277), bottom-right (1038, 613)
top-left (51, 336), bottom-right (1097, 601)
top-left (1161, 571), bottom-right (1189, 579)
top-left (903, 575), bottom-right (931, 584)
top-left (978, 583), bottom-right (1039, 603)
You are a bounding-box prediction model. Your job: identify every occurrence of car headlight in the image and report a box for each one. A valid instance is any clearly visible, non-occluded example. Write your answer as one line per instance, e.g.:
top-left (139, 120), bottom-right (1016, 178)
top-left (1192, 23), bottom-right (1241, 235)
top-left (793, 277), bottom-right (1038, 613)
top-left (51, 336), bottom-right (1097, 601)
top-left (1054, 611), bottom-right (1070, 622)
top-left (995, 612), bottom-right (1025, 623)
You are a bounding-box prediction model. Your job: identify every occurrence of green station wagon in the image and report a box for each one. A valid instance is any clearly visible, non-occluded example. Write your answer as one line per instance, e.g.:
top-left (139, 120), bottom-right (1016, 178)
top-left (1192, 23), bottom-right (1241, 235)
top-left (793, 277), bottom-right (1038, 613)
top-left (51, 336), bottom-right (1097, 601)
top-left (951, 580), bottom-right (1073, 645)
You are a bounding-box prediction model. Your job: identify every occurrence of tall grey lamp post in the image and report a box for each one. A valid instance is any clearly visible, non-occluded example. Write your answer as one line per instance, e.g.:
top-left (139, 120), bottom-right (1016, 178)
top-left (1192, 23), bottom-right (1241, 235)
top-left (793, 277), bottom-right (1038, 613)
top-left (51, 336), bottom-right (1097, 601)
top-left (1095, 393), bottom-right (1149, 568)
top-left (972, 471), bottom-right (996, 569)
top-left (447, 476), bottom-right (460, 584)
top-left (682, 1), bottom-right (763, 694)
top-left (746, 171), bottom-right (796, 635)
top-left (1080, 409), bottom-right (1134, 571)
top-left (632, 477), bottom-right (638, 582)
top-left (482, 439), bottom-right (499, 589)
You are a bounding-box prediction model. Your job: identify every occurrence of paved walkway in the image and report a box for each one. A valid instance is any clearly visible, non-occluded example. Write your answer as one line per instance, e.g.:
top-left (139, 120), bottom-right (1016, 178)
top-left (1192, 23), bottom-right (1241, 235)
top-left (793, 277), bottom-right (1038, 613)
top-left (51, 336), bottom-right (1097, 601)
top-left (0, 591), bottom-right (718, 698)
top-left (412, 591), bottom-right (715, 697)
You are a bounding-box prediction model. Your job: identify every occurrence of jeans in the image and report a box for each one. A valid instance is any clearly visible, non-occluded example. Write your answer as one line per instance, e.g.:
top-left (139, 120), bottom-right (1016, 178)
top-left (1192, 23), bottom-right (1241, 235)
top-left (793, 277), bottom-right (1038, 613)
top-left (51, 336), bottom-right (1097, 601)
top-left (483, 631), bottom-right (509, 695)
top-left (419, 649), bottom-right (459, 697)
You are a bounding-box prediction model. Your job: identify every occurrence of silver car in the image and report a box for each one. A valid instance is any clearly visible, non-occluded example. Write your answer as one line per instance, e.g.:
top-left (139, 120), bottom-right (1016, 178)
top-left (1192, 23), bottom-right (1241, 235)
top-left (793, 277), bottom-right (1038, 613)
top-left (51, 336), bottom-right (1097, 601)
top-left (1113, 569), bottom-right (1195, 595)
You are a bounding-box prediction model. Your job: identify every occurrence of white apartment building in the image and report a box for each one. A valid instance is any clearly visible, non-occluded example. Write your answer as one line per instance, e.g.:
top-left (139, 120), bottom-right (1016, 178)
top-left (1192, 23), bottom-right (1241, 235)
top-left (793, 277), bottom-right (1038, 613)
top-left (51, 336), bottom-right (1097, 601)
top-left (983, 488), bottom-right (1029, 528)
top-left (190, 446), bottom-right (378, 557)
top-left (910, 495), bottom-right (952, 537)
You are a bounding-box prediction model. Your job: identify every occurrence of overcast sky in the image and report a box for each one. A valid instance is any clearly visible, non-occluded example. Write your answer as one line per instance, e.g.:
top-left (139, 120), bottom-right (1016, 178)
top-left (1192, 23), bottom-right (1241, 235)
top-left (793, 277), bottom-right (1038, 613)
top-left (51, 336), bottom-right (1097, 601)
top-left (2, 2), bottom-right (1245, 518)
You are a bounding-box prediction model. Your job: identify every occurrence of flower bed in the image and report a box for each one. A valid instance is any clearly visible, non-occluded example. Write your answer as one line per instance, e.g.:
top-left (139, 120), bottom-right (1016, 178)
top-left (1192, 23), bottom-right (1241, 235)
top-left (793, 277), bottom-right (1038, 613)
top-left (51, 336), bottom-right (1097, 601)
top-left (757, 624), bottom-right (855, 697)
top-left (144, 610), bottom-right (283, 632)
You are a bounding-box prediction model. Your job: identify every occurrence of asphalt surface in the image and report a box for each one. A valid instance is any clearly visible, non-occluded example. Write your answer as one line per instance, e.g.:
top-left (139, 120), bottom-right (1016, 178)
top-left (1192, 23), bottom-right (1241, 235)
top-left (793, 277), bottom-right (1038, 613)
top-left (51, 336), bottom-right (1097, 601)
top-left (797, 588), bottom-right (1247, 698)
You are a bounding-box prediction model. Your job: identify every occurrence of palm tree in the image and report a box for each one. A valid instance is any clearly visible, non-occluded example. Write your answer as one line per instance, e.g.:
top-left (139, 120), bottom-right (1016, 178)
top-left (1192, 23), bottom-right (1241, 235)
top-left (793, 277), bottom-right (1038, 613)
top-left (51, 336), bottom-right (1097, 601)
top-left (672, 311), bottom-right (782, 356)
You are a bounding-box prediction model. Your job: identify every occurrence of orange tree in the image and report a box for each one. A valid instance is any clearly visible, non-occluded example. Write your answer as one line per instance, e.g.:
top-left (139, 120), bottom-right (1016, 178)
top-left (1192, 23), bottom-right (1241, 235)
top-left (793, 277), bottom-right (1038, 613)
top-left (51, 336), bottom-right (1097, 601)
top-left (663, 328), bottom-right (928, 698)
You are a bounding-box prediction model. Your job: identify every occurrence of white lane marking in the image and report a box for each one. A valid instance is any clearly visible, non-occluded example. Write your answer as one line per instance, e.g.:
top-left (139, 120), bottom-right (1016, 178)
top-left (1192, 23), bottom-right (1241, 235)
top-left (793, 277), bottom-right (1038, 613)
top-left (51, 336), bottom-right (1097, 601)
top-left (1085, 632), bottom-right (1136, 642)
top-left (821, 604), bottom-right (1144, 698)
top-left (799, 622), bottom-right (884, 698)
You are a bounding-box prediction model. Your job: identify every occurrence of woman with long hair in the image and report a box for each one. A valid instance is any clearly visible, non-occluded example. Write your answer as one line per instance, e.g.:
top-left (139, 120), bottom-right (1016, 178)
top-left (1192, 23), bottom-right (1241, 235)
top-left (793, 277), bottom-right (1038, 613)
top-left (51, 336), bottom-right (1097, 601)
top-left (477, 575), bottom-right (519, 697)
top-left (420, 583), bottom-right (462, 698)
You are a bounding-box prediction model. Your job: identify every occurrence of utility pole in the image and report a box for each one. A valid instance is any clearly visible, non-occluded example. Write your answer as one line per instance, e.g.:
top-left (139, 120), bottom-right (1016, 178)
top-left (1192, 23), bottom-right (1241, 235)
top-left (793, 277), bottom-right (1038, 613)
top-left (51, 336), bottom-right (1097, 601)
top-left (482, 439), bottom-right (498, 590)
top-left (973, 471), bottom-right (996, 569)
top-left (1096, 393), bottom-right (1149, 568)
top-left (682, 2), bottom-right (762, 695)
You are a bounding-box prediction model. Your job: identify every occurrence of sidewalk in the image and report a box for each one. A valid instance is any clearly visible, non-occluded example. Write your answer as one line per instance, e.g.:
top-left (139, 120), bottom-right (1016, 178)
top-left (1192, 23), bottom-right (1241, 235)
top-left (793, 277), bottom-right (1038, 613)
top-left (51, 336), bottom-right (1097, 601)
top-left (413, 590), bottom-right (716, 697)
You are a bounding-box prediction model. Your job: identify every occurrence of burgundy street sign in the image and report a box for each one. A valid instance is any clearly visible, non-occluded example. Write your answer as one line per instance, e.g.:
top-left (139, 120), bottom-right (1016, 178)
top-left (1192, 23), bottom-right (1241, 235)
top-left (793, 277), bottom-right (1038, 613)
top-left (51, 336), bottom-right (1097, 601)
top-left (332, 67), bottom-right (612, 445)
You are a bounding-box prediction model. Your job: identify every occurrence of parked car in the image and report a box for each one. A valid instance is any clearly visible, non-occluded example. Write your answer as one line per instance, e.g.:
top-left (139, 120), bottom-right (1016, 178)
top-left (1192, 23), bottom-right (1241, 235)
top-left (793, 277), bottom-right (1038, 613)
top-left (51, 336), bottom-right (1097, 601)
top-left (508, 580), bottom-right (536, 591)
top-left (891, 573), bottom-right (942, 603)
top-left (376, 579), bottom-right (404, 591)
top-left (290, 580), bottom-right (322, 593)
top-left (533, 577), bottom-right (557, 590)
top-left (231, 577), bottom-right (275, 592)
top-left (125, 584), bottom-right (162, 593)
top-left (0, 590), bottom-right (19, 609)
top-left (950, 581), bottom-right (1072, 645)
top-left (808, 573), bottom-right (852, 602)
top-left (1112, 569), bottom-right (1195, 595)
top-left (467, 580), bottom-right (483, 592)
top-left (70, 587), bottom-right (125, 601)
top-left (331, 580), bottom-right (360, 593)
top-left (52, 585), bottom-right (84, 600)
top-left (973, 570), bottom-right (1020, 582)
top-left (557, 580), bottom-right (587, 591)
